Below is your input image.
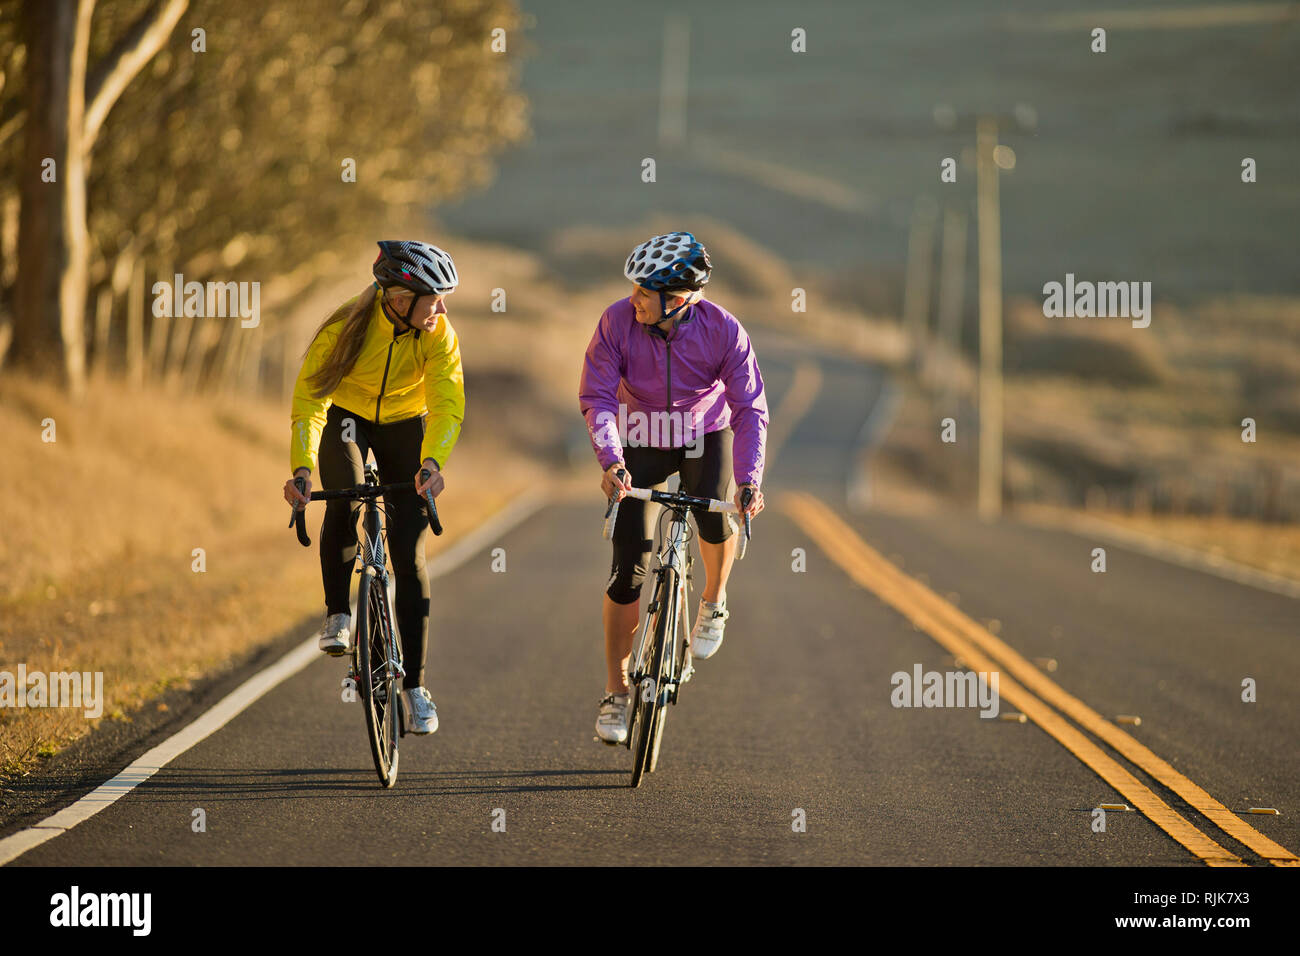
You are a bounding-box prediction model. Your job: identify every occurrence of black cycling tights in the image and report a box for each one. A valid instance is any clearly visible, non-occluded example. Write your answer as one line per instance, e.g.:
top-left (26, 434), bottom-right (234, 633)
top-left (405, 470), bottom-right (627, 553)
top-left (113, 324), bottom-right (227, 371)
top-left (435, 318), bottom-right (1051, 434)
top-left (316, 403), bottom-right (431, 690)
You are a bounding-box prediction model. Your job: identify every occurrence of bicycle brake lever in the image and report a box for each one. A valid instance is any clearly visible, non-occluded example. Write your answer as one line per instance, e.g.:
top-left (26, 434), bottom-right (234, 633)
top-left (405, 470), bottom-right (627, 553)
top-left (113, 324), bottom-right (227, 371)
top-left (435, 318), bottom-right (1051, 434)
top-left (738, 487), bottom-right (754, 560)
top-left (292, 476), bottom-right (311, 547)
top-left (419, 469), bottom-right (444, 536)
top-left (602, 468), bottom-right (628, 540)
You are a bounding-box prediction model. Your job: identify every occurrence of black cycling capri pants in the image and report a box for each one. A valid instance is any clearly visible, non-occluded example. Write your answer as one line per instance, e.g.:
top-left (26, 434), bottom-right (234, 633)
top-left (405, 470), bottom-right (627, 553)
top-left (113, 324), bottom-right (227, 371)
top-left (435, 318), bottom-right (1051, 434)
top-left (606, 427), bottom-right (736, 605)
top-left (316, 402), bottom-right (431, 690)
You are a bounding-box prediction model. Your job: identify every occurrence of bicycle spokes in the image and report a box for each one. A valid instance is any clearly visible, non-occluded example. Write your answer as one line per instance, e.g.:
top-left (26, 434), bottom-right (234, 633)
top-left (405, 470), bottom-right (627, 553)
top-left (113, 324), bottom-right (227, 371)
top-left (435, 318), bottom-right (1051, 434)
top-left (358, 569), bottom-right (401, 786)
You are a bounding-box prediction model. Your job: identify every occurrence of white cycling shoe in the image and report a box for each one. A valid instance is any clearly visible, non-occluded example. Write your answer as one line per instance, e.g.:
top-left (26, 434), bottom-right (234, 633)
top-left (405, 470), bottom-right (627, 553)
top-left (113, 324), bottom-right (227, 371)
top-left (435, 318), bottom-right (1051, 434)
top-left (400, 687), bottom-right (439, 735)
top-left (318, 612), bottom-right (353, 656)
top-left (595, 692), bottom-right (630, 745)
top-left (690, 600), bottom-right (729, 660)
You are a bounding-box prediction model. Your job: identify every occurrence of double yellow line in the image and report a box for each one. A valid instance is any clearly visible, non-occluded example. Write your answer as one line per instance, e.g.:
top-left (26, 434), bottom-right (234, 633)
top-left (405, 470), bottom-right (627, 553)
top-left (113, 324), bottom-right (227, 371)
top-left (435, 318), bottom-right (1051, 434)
top-left (784, 491), bottom-right (1299, 867)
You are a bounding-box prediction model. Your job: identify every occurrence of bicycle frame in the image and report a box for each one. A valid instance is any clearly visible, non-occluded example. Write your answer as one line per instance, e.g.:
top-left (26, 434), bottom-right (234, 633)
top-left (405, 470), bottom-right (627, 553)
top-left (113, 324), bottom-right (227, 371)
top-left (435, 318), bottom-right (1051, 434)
top-left (353, 490), bottom-right (405, 692)
top-left (628, 505), bottom-right (694, 707)
top-left (602, 481), bottom-right (750, 783)
top-left (290, 463), bottom-right (442, 786)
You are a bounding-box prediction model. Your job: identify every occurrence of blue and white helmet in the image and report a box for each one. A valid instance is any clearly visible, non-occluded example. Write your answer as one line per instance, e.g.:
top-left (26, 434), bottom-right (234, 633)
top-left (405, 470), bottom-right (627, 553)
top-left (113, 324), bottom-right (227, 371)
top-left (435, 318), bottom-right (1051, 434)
top-left (624, 232), bottom-right (711, 292)
top-left (373, 240), bottom-right (458, 295)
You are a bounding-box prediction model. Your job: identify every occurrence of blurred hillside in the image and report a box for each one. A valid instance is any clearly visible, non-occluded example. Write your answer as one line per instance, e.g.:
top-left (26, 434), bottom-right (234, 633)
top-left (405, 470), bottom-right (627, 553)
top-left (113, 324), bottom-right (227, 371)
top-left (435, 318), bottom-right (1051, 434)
top-left (434, 0), bottom-right (1300, 527)
top-left (443, 0), bottom-right (1300, 303)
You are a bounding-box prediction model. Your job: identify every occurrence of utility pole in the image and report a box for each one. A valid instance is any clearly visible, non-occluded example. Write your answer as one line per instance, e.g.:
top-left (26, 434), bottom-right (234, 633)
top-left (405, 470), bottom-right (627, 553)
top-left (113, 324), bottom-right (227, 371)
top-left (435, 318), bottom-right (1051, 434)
top-left (658, 15), bottom-right (690, 147)
top-left (976, 117), bottom-right (1004, 521)
top-left (936, 204), bottom-right (967, 411)
top-left (902, 196), bottom-right (938, 373)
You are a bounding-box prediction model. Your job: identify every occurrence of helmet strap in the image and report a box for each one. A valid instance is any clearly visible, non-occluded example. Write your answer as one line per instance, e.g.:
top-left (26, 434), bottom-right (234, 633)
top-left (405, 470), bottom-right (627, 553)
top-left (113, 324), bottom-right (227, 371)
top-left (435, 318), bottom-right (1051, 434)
top-left (656, 289), bottom-right (693, 326)
top-left (379, 287), bottom-right (419, 330)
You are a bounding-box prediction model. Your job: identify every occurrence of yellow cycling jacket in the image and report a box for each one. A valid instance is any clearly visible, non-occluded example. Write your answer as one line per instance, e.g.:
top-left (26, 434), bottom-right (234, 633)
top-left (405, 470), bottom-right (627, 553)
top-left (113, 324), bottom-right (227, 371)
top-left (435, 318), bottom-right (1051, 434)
top-left (290, 293), bottom-right (465, 474)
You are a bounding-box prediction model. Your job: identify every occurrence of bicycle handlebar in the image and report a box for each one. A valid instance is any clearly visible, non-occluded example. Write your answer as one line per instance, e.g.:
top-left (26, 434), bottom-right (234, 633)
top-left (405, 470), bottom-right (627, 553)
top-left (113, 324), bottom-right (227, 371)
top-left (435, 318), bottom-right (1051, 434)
top-left (289, 475), bottom-right (443, 548)
top-left (619, 486), bottom-right (738, 512)
top-left (601, 469), bottom-right (753, 559)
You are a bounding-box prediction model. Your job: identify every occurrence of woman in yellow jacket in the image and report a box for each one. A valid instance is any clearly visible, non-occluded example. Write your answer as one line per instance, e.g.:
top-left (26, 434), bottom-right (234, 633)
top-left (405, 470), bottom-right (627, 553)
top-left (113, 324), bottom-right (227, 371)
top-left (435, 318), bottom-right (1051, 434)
top-left (281, 240), bottom-right (465, 735)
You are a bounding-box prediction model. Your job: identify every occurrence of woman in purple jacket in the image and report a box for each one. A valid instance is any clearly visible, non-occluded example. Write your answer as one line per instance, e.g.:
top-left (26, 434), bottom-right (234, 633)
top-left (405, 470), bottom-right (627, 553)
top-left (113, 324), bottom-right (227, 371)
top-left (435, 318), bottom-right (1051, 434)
top-left (579, 232), bottom-right (769, 744)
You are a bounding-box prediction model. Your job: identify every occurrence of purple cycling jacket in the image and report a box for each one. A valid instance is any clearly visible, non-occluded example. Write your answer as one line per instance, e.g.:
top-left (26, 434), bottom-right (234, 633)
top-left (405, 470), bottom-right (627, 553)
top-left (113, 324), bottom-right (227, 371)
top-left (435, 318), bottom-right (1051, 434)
top-left (578, 296), bottom-right (769, 487)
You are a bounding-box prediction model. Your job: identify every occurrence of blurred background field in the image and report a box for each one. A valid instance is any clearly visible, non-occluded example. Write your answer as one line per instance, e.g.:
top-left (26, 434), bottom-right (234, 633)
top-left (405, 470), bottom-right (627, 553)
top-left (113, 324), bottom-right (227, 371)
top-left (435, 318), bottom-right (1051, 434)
top-left (2, 0), bottom-right (1299, 779)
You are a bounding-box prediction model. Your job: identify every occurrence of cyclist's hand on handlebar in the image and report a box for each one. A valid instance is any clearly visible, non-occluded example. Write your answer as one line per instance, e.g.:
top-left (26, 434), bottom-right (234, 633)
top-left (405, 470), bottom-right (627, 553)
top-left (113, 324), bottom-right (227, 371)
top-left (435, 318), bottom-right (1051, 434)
top-left (284, 468), bottom-right (312, 510)
top-left (601, 462), bottom-right (632, 501)
top-left (735, 483), bottom-right (764, 518)
top-left (415, 459), bottom-right (444, 498)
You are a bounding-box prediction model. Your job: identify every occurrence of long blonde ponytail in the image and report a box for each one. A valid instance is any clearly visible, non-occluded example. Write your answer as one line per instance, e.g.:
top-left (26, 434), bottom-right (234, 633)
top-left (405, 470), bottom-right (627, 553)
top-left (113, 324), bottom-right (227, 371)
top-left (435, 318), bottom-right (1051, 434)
top-left (303, 284), bottom-right (378, 398)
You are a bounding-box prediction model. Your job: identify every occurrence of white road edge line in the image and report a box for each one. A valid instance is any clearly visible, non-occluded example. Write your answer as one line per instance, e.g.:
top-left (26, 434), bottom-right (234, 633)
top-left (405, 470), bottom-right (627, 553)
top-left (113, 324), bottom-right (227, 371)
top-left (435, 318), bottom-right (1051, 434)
top-left (0, 489), bottom-right (549, 867)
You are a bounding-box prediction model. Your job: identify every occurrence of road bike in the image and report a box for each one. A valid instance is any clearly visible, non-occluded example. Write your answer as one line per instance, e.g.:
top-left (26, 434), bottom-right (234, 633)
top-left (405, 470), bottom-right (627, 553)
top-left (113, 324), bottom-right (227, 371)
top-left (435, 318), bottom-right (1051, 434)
top-left (289, 463), bottom-right (442, 787)
top-left (602, 473), bottom-right (752, 787)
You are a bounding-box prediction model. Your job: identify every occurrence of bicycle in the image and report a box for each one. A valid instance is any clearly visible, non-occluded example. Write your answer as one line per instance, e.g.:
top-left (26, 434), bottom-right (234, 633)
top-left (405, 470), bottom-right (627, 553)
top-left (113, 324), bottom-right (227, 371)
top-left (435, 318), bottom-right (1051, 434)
top-left (289, 462), bottom-right (443, 787)
top-left (601, 471), bottom-right (752, 788)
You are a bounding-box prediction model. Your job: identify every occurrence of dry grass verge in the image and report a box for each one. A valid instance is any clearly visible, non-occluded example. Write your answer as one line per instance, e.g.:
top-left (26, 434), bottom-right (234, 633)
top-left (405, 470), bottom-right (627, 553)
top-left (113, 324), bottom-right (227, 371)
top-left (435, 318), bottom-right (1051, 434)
top-left (0, 369), bottom-right (549, 782)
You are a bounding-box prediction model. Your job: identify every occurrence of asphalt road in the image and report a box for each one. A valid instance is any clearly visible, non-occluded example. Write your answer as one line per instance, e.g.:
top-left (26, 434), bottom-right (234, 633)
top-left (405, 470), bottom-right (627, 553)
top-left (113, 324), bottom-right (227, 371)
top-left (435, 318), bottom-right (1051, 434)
top-left (6, 329), bottom-right (1295, 866)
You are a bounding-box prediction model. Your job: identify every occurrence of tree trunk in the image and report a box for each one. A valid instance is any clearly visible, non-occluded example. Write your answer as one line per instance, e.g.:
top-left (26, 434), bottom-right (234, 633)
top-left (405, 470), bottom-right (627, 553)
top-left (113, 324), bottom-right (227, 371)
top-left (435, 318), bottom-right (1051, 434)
top-left (14, 1), bottom-right (74, 377)
top-left (14, 0), bottom-right (93, 395)
top-left (91, 283), bottom-right (112, 375)
top-left (13, 0), bottom-right (188, 395)
top-left (126, 256), bottom-right (144, 387)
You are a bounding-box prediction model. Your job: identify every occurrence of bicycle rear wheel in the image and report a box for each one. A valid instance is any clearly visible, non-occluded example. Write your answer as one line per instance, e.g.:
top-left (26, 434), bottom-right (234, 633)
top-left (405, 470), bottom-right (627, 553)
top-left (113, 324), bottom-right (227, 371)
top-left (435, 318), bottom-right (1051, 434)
top-left (357, 568), bottom-right (400, 787)
top-left (630, 569), bottom-right (675, 787)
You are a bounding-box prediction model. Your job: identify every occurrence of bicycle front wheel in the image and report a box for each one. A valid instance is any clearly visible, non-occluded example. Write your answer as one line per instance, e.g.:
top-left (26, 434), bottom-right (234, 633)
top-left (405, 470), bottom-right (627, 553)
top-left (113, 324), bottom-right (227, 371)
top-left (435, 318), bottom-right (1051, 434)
top-left (357, 568), bottom-right (400, 787)
top-left (648, 576), bottom-right (681, 774)
top-left (630, 569), bottom-right (676, 787)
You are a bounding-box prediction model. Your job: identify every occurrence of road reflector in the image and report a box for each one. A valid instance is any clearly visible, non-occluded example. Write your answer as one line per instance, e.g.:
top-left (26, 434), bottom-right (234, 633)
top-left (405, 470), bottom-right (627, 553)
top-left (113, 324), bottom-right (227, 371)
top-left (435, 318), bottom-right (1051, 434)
top-left (1000, 712), bottom-right (1027, 722)
top-left (1246, 808), bottom-right (1279, 815)
top-left (1099, 803), bottom-right (1133, 812)
top-left (1033, 657), bottom-right (1058, 672)
top-left (1116, 715), bottom-right (1142, 726)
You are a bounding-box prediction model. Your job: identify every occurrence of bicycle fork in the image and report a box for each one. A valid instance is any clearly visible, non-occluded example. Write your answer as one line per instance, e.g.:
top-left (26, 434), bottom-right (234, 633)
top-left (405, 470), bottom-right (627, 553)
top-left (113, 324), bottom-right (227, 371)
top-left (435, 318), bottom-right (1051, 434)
top-left (659, 525), bottom-right (697, 703)
top-left (626, 513), bottom-right (695, 742)
top-left (348, 534), bottom-right (407, 694)
top-left (678, 553), bottom-right (695, 689)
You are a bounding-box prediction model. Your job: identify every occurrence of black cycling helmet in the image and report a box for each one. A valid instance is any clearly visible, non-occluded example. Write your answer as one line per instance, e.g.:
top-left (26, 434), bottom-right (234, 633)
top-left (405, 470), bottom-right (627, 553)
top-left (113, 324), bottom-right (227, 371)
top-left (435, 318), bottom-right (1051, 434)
top-left (372, 240), bottom-right (459, 296)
